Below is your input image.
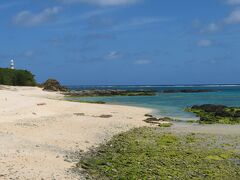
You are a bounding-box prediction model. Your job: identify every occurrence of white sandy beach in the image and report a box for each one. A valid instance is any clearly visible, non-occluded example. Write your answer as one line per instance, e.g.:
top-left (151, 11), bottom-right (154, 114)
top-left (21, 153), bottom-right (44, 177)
top-left (0, 86), bottom-right (152, 179)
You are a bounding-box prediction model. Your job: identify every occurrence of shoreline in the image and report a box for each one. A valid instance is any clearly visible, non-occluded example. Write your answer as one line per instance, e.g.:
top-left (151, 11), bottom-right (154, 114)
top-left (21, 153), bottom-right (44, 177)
top-left (1, 85), bottom-right (240, 179)
top-left (0, 85), bottom-right (153, 179)
top-left (66, 96), bottom-right (200, 121)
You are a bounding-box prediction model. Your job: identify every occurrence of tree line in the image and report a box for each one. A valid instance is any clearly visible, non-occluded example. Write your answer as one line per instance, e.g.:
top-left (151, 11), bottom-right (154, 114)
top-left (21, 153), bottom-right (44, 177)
top-left (0, 68), bottom-right (36, 86)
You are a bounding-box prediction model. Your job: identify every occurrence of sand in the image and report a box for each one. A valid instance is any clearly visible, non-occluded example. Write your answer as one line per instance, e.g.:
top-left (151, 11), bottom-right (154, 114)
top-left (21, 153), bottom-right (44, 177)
top-left (0, 86), bottom-right (152, 179)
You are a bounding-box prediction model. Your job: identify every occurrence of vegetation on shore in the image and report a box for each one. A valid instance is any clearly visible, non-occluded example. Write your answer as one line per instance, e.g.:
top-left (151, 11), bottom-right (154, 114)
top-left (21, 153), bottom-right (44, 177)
top-left (76, 127), bottom-right (240, 179)
top-left (0, 68), bottom-right (36, 86)
top-left (186, 104), bottom-right (240, 124)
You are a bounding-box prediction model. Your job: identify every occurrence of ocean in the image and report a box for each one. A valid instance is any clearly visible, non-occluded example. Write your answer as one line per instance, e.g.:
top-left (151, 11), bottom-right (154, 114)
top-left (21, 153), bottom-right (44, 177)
top-left (67, 85), bottom-right (240, 120)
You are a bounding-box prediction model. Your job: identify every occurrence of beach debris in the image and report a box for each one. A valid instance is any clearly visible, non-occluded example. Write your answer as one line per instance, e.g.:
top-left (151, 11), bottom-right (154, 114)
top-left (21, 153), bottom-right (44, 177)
top-left (37, 103), bottom-right (46, 106)
top-left (74, 113), bottom-right (85, 116)
top-left (15, 122), bottom-right (38, 127)
top-left (97, 115), bottom-right (113, 118)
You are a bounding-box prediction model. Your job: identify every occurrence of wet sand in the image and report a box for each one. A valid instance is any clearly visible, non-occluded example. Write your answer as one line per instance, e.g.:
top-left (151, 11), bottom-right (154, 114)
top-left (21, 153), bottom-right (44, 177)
top-left (170, 122), bottom-right (240, 135)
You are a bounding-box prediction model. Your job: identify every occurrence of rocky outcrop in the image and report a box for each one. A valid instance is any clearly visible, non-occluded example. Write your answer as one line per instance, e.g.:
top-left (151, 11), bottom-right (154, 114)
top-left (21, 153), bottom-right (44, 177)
top-left (143, 115), bottom-right (173, 127)
top-left (42, 79), bottom-right (68, 92)
top-left (191, 104), bottom-right (227, 113)
top-left (162, 89), bottom-right (215, 93)
top-left (186, 104), bottom-right (240, 124)
top-left (64, 90), bottom-right (156, 97)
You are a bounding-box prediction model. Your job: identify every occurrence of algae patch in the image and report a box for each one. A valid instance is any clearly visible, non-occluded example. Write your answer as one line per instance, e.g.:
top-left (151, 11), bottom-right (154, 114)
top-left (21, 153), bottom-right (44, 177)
top-left (75, 127), bottom-right (240, 179)
top-left (186, 104), bottom-right (240, 124)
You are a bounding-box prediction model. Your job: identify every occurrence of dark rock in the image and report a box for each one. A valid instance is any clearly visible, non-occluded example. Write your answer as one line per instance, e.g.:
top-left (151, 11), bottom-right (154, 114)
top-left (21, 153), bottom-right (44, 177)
top-left (159, 117), bottom-right (173, 121)
top-left (42, 79), bottom-right (68, 92)
top-left (215, 109), bottom-right (231, 117)
top-left (143, 117), bottom-right (173, 127)
top-left (143, 117), bottom-right (160, 124)
top-left (64, 89), bottom-right (156, 97)
top-left (200, 117), bottom-right (211, 122)
top-left (162, 89), bottom-right (215, 93)
top-left (191, 104), bottom-right (227, 113)
top-left (144, 114), bottom-right (153, 118)
top-left (187, 104), bottom-right (240, 124)
top-left (234, 110), bottom-right (240, 118)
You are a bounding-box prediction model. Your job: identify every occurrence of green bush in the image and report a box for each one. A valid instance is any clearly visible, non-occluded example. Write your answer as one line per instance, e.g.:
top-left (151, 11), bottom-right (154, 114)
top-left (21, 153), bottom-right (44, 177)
top-left (0, 68), bottom-right (36, 86)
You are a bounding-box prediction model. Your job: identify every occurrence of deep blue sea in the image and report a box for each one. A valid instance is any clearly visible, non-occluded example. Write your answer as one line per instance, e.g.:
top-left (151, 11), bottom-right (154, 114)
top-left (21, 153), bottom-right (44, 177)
top-left (67, 85), bottom-right (240, 120)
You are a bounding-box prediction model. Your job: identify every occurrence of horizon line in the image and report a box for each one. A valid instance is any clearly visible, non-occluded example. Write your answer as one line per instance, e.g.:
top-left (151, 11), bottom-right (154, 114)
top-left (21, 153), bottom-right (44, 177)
top-left (65, 84), bottom-right (240, 87)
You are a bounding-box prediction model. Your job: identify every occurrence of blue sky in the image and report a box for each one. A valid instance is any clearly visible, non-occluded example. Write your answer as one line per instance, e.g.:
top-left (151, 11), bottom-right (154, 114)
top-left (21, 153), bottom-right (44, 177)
top-left (0, 0), bottom-right (240, 85)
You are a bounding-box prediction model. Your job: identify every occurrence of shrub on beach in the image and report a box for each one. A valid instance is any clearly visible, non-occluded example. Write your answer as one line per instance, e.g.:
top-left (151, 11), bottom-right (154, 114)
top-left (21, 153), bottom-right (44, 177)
top-left (0, 68), bottom-right (36, 86)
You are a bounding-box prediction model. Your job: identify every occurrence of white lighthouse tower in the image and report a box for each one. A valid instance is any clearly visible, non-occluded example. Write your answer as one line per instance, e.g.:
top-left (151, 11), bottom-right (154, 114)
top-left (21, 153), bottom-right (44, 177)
top-left (10, 59), bottom-right (15, 69)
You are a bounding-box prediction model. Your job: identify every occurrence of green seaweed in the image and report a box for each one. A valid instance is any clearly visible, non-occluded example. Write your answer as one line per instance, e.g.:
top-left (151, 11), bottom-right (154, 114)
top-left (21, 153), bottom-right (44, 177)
top-left (76, 127), bottom-right (240, 179)
top-left (158, 123), bottom-right (173, 127)
top-left (186, 105), bottom-right (240, 124)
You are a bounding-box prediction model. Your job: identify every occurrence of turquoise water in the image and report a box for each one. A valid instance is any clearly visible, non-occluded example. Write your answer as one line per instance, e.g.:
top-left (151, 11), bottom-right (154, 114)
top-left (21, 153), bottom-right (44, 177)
top-left (67, 85), bottom-right (240, 120)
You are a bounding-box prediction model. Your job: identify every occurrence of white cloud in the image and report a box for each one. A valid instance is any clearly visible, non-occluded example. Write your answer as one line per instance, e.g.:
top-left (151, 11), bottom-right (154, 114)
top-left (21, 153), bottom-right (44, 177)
top-left (13, 7), bottom-right (62, 27)
top-left (58, 0), bottom-right (141, 6)
top-left (105, 51), bottom-right (121, 60)
top-left (197, 39), bottom-right (212, 47)
top-left (52, 9), bottom-right (112, 26)
top-left (226, 0), bottom-right (240, 5)
top-left (201, 23), bottom-right (219, 33)
top-left (206, 23), bottom-right (219, 32)
top-left (192, 20), bottom-right (220, 34)
top-left (129, 17), bottom-right (171, 26)
top-left (134, 59), bottom-right (151, 65)
top-left (81, 9), bottom-right (111, 19)
top-left (224, 9), bottom-right (240, 24)
top-left (110, 16), bottom-right (171, 32)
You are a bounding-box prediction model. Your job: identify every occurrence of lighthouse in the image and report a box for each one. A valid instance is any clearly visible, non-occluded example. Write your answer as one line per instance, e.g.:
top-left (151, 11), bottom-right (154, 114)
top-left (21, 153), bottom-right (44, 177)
top-left (10, 59), bottom-right (15, 69)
